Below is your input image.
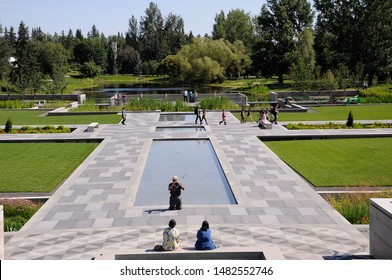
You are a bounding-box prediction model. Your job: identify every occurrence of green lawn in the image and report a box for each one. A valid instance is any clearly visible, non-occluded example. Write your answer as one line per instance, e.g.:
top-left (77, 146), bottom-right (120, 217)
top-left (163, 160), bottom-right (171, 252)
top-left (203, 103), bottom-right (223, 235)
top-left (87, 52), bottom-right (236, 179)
top-left (0, 143), bottom-right (99, 192)
top-left (235, 104), bottom-right (392, 122)
top-left (0, 110), bottom-right (120, 125)
top-left (264, 138), bottom-right (392, 187)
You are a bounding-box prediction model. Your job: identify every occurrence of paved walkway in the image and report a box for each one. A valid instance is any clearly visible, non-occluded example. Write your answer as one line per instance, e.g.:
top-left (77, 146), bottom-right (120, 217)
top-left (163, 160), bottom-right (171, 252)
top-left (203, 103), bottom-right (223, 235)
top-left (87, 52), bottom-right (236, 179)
top-left (3, 112), bottom-right (392, 260)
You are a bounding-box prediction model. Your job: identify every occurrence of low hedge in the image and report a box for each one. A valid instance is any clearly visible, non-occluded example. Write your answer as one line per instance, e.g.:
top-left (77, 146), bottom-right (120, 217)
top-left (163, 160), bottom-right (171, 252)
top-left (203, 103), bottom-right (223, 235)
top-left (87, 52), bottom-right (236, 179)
top-left (0, 125), bottom-right (71, 134)
top-left (285, 122), bottom-right (392, 130)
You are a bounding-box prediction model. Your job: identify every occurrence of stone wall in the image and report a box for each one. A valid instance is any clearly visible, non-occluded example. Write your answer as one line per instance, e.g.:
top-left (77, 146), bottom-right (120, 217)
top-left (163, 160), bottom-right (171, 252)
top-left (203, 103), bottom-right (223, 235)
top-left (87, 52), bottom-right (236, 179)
top-left (0, 205), bottom-right (4, 260)
top-left (369, 198), bottom-right (392, 259)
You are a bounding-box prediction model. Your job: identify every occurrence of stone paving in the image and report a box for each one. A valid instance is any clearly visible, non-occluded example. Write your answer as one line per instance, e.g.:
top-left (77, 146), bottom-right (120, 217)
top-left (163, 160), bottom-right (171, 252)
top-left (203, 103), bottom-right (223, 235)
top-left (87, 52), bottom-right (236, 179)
top-left (3, 112), bottom-right (392, 260)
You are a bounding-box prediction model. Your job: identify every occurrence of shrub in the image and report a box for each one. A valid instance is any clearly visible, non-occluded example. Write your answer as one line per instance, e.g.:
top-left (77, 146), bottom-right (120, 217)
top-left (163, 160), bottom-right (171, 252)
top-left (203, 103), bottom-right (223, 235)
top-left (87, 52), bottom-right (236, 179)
top-left (5, 118), bottom-right (12, 133)
top-left (80, 61), bottom-right (102, 78)
top-left (285, 123), bottom-right (300, 130)
top-left (4, 216), bottom-right (28, 232)
top-left (346, 110), bottom-right (354, 127)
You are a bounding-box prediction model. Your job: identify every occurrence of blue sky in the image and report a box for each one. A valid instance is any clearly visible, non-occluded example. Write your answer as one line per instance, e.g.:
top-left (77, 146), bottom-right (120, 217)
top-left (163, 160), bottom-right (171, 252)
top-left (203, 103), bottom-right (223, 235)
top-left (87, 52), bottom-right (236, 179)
top-left (0, 0), bottom-right (267, 36)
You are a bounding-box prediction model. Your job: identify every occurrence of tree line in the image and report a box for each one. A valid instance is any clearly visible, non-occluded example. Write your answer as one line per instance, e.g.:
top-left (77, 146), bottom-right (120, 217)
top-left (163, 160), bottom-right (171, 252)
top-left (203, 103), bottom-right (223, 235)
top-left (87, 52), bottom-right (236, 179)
top-left (0, 0), bottom-right (391, 94)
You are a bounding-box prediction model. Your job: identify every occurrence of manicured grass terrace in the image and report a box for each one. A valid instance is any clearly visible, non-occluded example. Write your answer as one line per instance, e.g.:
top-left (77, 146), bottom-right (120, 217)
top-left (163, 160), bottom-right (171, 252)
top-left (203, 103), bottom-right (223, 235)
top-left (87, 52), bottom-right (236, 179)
top-left (234, 104), bottom-right (392, 122)
top-left (1, 104), bottom-right (392, 126)
top-left (0, 143), bottom-right (99, 192)
top-left (264, 138), bottom-right (392, 187)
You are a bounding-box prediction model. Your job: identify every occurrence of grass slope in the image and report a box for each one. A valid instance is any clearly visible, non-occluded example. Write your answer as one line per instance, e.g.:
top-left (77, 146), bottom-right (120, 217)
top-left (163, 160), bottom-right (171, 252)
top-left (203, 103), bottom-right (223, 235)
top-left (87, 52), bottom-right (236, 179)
top-left (264, 138), bottom-right (392, 187)
top-left (0, 143), bottom-right (98, 192)
top-left (0, 110), bottom-right (120, 125)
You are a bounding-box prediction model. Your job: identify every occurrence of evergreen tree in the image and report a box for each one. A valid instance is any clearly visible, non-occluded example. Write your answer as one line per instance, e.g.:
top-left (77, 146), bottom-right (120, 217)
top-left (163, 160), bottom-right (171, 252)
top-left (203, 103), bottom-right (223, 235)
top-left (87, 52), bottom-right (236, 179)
top-left (254, 0), bottom-right (314, 84)
top-left (139, 2), bottom-right (164, 62)
top-left (346, 111), bottom-right (354, 127)
top-left (126, 16), bottom-right (139, 50)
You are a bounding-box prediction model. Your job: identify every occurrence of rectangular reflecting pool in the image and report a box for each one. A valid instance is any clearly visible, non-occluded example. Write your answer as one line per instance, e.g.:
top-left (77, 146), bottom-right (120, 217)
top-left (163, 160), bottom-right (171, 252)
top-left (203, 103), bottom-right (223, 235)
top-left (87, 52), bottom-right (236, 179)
top-left (159, 114), bottom-right (195, 122)
top-left (134, 139), bottom-right (236, 206)
top-left (156, 126), bottom-right (205, 132)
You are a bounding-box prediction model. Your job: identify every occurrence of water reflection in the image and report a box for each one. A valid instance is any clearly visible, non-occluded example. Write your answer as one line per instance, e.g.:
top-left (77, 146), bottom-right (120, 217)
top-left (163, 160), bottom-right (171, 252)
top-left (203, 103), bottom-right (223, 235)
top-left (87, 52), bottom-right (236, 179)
top-left (84, 84), bottom-right (225, 99)
top-left (159, 114), bottom-right (195, 122)
top-left (156, 126), bottom-right (205, 132)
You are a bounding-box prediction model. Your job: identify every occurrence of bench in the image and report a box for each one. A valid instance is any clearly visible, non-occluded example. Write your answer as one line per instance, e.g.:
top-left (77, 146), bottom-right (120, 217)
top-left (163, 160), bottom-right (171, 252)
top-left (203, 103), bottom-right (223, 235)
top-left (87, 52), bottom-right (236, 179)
top-left (259, 120), bottom-right (272, 129)
top-left (87, 122), bottom-right (99, 132)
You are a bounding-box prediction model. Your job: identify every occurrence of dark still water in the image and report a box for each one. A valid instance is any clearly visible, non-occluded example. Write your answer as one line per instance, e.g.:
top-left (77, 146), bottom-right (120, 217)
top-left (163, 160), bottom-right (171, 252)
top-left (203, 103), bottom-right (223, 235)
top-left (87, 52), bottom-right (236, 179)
top-left (84, 84), bottom-right (226, 99)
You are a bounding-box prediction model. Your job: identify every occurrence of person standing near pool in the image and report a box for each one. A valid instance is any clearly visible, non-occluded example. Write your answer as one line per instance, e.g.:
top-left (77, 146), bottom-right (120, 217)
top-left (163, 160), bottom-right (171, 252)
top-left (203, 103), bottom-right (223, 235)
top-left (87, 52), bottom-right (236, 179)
top-left (195, 105), bottom-right (202, 124)
top-left (200, 108), bottom-right (208, 125)
top-left (168, 176), bottom-right (185, 210)
top-left (183, 90), bottom-right (188, 103)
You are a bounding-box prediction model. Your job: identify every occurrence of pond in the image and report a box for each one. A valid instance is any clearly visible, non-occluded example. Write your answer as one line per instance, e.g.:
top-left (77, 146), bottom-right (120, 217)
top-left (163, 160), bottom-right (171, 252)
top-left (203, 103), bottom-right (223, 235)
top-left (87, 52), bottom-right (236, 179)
top-left (84, 84), bottom-right (227, 100)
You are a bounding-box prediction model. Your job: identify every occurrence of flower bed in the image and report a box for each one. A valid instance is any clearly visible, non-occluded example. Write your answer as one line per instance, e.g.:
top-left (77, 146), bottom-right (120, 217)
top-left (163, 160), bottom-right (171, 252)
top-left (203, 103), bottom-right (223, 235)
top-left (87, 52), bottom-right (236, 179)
top-left (325, 190), bottom-right (392, 224)
top-left (285, 122), bottom-right (392, 130)
top-left (0, 125), bottom-right (71, 134)
top-left (0, 198), bottom-right (44, 231)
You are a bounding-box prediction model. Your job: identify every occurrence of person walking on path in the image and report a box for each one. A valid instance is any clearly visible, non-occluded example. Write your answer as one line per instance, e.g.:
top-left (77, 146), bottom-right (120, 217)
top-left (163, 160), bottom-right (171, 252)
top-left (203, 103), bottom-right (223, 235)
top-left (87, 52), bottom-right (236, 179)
top-left (270, 104), bottom-right (279, 124)
top-left (219, 109), bottom-right (227, 125)
top-left (195, 105), bottom-right (202, 124)
top-left (121, 108), bottom-right (126, 125)
top-left (240, 107), bottom-right (246, 123)
top-left (247, 107), bottom-right (255, 123)
top-left (168, 176), bottom-right (185, 210)
top-left (200, 108), bottom-right (208, 125)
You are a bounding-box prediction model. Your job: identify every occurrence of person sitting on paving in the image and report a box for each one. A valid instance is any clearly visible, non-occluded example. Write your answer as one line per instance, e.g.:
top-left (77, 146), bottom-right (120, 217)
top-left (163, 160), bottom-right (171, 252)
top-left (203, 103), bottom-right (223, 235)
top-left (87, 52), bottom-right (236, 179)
top-left (195, 220), bottom-right (218, 250)
top-left (154, 219), bottom-right (180, 251)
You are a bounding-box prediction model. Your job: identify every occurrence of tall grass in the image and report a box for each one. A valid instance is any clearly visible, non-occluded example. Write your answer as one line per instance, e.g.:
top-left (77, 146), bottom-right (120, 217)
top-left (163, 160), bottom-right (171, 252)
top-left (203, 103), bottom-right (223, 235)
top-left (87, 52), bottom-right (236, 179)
top-left (0, 100), bottom-right (34, 109)
top-left (0, 198), bottom-right (44, 231)
top-left (199, 97), bottom-right (239, 110)
top-left (326, 190), bottom-right (392, 224)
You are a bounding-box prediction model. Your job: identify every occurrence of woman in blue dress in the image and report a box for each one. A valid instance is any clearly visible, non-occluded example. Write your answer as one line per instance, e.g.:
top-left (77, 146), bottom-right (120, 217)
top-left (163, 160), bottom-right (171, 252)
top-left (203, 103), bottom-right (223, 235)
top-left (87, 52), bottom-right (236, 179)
top-left (195, 220), bottom-right (218, 250)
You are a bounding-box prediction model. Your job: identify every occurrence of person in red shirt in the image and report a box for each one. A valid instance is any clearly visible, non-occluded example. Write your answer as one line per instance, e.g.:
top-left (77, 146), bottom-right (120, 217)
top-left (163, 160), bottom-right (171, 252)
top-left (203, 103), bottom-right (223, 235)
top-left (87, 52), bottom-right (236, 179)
top-left (219, 109), bottom-right (227, 125)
